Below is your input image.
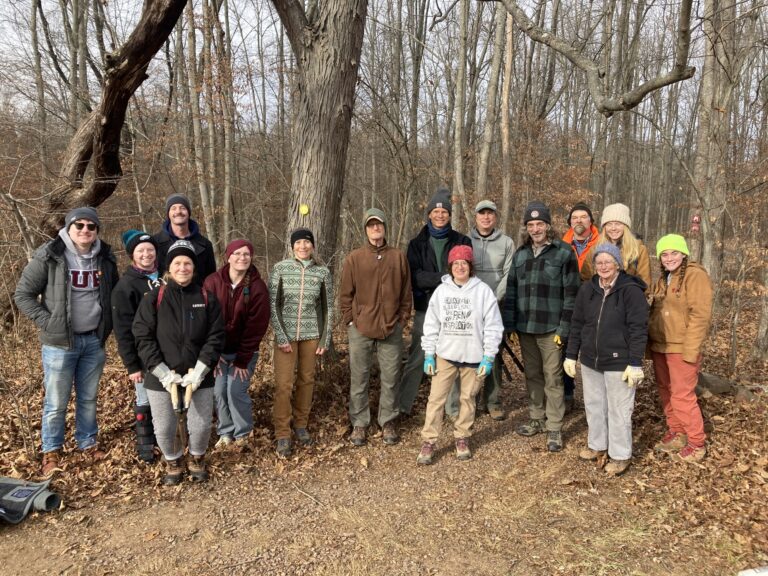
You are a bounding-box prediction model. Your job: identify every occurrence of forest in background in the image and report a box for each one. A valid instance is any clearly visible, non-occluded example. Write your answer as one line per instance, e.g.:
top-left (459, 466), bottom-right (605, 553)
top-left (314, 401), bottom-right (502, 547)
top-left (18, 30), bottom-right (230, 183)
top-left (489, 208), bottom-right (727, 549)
top-left (0, 0), bottom-right (766, 365)
top-left (0, 3), bottom-right (766, 572)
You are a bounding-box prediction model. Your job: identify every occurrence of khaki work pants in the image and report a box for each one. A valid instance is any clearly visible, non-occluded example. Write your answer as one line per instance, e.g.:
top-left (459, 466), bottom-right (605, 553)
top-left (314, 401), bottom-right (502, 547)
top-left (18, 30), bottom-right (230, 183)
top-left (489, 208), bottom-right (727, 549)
top-left (272, 339), bottom-right (319, 440)
top-left (421, 357), bottom-right (484, 442)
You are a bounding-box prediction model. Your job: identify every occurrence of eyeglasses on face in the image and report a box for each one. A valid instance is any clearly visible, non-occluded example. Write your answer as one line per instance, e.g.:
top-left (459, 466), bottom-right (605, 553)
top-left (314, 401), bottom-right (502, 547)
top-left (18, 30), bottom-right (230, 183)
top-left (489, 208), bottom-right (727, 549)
top-left (73, 222), bottom-right (97, 231)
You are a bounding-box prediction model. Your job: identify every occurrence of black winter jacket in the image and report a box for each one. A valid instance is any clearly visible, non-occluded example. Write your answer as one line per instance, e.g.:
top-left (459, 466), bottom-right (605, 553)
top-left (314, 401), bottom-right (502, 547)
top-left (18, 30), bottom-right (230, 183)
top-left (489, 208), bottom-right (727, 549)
top-left (111, 267), bottom-right (163, 374)
top-left (566, 272), bottom-right (648, 372)
top-left (407, 226), bottom-right (471, 311)
top-left (153, 219), bottom-right (217, 283)
top-left (132, 280), bottom-right (225, 392)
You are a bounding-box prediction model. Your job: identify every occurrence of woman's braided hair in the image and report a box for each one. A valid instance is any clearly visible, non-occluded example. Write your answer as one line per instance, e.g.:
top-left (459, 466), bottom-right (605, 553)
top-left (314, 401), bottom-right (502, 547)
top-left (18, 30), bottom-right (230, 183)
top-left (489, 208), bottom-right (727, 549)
top-left (659, 256), bottom-right (688, 296)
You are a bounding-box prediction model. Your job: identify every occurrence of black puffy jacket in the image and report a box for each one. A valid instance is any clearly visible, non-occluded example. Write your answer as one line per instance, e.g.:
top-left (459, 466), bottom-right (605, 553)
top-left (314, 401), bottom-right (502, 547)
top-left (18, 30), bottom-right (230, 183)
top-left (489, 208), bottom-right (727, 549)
top-left (566, 272), bottom-right (648, 372)
top-left (111, 267), bottom-right (163, 374)
top-left (132, 280), bottom-right (225, 392)
top-left (407, 226), bottom-right (471, 311)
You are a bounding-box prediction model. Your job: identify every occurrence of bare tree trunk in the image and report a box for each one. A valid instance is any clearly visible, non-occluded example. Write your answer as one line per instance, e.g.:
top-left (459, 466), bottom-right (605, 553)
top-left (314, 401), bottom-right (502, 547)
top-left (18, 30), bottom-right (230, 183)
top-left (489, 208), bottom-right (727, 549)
top-left (272, 0), bottom-right (369, 264)
top-left (452, 0), bottom-right (472, 232)
top-left (499, 15), bottom-right (514, 234)
top-left (690, 0), bottom-right (758, 286)
top-left (186, 1), bottom-right (219, 257)
top-left (31, 0), bottom-right (49, 188)
top-left (475, 5), bottom-right (506, 201)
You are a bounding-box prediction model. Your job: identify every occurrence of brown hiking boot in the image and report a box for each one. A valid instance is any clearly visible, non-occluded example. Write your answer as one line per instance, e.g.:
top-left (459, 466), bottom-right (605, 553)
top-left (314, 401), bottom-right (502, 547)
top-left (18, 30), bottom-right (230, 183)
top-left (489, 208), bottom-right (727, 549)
top-left (382, 422), bottom-right (400, 445)
top-left (579, 447), bottom-right (607, 461)
top-left (350, 426), bottom-right (367, 446)
top-left (488, 407), bottom-right (506, 421)
top-left (605, 459), bottom-right (631, 476)
top-left (188, 454), bottom-right (208, 483)
top-left (654, 431), bottom-right (687, 453)
top-left (163, 457), bottom-right (185, 486)
top-left (675, 444), bottom-right (706, 463)
top-left (41, 450), bottom-right (62, 478)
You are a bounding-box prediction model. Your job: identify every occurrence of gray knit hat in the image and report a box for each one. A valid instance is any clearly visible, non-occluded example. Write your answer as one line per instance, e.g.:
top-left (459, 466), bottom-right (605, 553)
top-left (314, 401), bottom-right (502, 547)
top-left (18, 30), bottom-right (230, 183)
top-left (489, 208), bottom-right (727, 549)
top-left (592, 243), bottom-right (623, 269)
top-left (65, 207), bottom-right (100, 230)
top-left (165, 194), bottom-right (192, 218)
top-left (427, 187), bottom-right (452, 215)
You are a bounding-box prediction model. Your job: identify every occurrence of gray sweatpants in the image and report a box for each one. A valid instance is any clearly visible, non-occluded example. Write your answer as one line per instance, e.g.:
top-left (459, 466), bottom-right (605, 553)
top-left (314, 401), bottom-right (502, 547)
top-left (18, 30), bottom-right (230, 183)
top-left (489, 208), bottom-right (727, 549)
top-left (581, 365), bottom-right (636, 461)
top-left (146, 387), bottom-right (214, 460)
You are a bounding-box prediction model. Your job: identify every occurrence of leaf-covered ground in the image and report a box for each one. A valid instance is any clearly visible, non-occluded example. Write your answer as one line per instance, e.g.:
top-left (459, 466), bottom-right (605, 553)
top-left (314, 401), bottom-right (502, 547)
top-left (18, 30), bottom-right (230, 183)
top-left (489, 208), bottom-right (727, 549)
top-left (0, 294), bottom-right (766, 575)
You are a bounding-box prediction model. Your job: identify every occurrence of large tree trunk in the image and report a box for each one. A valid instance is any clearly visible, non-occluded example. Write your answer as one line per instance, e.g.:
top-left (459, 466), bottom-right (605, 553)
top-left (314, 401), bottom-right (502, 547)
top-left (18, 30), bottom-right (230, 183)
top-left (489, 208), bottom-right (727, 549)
top-left (41, 0), bottom-right (187, 237)
top-left (272, 0), bottom-right (368, 264)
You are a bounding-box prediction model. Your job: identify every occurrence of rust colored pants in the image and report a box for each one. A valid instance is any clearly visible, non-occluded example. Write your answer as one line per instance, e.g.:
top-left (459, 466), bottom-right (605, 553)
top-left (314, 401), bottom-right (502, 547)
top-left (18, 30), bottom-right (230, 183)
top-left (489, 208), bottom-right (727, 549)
top-left (652, 352), bottom-right (706, 447)
top-left (272, 339), bottom-right (319, 441)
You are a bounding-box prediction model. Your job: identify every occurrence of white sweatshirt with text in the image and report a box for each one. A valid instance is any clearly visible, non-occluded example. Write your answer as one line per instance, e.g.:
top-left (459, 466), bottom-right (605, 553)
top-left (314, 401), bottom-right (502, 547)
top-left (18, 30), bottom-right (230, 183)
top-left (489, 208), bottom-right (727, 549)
top-left (422, 275), bottom-right (504, 364)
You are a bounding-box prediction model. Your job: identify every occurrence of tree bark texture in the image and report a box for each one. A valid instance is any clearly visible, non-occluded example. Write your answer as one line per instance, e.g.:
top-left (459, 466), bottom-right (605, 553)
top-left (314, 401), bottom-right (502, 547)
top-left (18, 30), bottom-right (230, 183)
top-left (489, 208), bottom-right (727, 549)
top-left (272, 0), bottom-right (369, 264)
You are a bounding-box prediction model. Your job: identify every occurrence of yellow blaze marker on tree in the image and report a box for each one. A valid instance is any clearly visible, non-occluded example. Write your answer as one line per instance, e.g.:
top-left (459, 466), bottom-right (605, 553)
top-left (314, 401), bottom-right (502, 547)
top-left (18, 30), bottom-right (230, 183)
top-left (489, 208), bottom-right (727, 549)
top-left (299, 204), bottom-right (310, 216)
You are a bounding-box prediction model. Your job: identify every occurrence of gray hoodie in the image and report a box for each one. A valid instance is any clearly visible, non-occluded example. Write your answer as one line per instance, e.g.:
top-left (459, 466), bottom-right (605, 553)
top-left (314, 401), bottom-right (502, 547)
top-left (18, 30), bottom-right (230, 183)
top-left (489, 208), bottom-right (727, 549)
top-left (470, 227), bottom-right (515, 302)
top-left (58, 228), bottom-right (103, 333)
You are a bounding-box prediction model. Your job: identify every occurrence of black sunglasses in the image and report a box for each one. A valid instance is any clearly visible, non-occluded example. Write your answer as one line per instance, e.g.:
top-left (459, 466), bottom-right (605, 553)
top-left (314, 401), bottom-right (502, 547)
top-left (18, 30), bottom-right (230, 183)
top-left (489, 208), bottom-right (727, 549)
top-left (73, 222), bottom-right (97, 231)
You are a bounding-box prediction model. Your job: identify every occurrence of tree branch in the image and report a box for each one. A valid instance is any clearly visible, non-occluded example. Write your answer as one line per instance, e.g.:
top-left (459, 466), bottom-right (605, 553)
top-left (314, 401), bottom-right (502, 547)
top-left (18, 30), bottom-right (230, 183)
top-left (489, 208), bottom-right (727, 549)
top-left (42, 0), bottom-right (188, 235)
top-left (491, 0), bottom-right (696, 116)
top-left (269, 0), bottom-right (309, 62)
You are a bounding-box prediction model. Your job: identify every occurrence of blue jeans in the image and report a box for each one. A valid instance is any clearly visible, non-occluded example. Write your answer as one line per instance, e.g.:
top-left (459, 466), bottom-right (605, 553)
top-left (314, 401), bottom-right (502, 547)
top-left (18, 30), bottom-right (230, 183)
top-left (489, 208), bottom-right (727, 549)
top-left (41, 334), bottom-right (106, 453)
top-left (135, 380), bottom-right (149, 407)
top-left (214, 352), bottom-right (258, 439)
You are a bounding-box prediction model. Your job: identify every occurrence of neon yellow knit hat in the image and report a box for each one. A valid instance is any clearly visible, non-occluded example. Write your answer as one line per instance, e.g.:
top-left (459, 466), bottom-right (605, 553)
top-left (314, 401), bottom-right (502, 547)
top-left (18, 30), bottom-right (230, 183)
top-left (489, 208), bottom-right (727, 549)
top-left (656, 234), bottom-right (689, 258)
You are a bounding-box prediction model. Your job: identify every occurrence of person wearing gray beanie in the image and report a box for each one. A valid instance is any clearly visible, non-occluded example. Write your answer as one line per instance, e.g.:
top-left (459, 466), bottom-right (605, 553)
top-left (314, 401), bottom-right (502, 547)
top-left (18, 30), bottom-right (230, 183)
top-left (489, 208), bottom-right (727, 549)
top-left (65, 207), bottom-right (101, 230)
top-left (15, 205), bottom-right (118, 476)
top-left (165, 194), bottom-right (192, 219)
top-left (426, 187), bottom-right (452, 216)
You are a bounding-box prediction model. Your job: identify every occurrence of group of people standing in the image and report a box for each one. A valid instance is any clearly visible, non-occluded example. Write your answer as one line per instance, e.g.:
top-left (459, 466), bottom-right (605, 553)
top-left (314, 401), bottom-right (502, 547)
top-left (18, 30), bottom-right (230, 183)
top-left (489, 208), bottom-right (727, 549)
top-left (14, 188), bottom-right (713, 485)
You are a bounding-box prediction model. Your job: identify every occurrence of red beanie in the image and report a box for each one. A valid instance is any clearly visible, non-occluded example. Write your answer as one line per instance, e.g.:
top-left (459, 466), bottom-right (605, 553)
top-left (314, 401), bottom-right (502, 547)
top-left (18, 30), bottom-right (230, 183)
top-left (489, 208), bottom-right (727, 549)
top-left (448, 245), bottom-right (473, 265)
top-left (225, 239), bottom-right (254, 260)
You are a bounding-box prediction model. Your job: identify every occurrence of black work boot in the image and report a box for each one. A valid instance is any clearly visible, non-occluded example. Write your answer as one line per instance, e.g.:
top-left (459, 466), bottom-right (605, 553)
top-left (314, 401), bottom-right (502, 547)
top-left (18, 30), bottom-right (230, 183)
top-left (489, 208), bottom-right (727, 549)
top-left (134, 404), bottom-right (156, 463)
top-left (188, 454), bottom-right (209, 483)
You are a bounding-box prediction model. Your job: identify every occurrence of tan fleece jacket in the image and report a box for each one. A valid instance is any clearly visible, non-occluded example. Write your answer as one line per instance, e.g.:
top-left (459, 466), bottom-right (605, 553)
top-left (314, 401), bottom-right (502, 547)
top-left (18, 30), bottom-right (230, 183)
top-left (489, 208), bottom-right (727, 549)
top-left (648, 262), bottom-right (713, 362)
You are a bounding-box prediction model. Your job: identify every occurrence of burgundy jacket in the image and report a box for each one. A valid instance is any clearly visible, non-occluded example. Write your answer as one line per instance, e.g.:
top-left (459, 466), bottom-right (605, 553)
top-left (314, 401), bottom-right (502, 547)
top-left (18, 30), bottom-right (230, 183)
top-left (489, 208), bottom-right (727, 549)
top-left (203, 264), bottom-right (269, 368)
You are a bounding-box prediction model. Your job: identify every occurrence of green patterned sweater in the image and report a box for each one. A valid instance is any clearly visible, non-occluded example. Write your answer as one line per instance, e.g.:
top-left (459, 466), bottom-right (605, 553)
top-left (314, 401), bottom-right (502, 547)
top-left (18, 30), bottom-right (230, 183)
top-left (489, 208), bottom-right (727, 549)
top-left (268, 257), bottom-right (333, 348)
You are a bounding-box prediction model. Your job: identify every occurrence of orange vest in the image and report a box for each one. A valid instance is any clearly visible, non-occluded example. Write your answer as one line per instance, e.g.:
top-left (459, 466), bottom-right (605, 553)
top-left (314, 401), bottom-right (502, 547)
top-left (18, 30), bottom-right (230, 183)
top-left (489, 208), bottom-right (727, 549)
top-left (562, 225), bottom-right (599, 272)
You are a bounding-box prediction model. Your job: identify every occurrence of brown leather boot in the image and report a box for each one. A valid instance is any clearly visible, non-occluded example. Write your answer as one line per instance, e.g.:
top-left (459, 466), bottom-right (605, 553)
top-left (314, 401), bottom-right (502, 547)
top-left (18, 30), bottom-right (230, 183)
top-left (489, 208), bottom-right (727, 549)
top-left (188, 454), bottom-right (208, 483)
top-left (163, 457), bottom-right (185, 486)
top-left (41, 450), bottom-right (62, 478)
